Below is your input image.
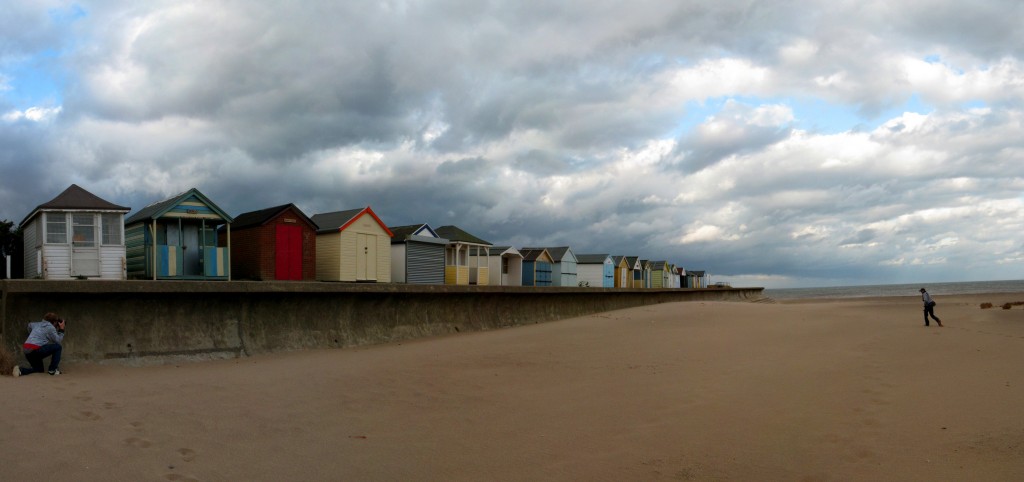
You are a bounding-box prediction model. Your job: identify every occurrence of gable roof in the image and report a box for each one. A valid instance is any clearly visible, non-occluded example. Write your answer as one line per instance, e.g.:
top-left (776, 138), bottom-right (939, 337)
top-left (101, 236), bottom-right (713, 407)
top-left (686, 270), bottom-right (706, 276)
top-left (625, 256), bottom-right (640, 269)
top-left (488, 246), bottom-right (522, 257)
top-left (231, 204), bottom-right (316, 231)
top-left (388, 223), bottom-right (440, 240)
top-left (21, 184), bottom-right (130, 226)
top-left (519, 248), bottom-right (552, 262)
top-left (435, 225), bottom-right (491, 246)
top-left (125, 188), bottom-right (233, 225)
top-left (650, 261), bottom-right (668, 270)
top-left (311, 206), bottom-right (393, 237)
top-left (523, 246), bottom-right (576, 263)
top-left (576, 253), bottom-right (611, 264)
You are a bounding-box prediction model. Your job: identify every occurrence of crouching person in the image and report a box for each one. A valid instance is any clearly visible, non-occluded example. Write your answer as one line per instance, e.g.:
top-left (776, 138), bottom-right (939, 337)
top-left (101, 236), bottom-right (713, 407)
top-left (13, 312), bottom-right (66, 377)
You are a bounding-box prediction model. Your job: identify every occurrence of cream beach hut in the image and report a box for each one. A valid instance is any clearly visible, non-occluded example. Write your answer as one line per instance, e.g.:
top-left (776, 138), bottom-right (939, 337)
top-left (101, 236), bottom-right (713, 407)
top-left (312, 206), bottom-right (393, 283)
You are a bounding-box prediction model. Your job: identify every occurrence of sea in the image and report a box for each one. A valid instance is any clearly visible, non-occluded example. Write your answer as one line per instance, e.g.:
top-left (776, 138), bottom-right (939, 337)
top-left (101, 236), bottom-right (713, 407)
top-left (764, 279), bottom-right (1024, 300)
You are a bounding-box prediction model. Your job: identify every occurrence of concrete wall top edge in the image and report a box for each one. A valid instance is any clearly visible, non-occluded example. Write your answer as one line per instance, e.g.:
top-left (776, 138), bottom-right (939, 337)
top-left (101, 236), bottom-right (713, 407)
top-left (0, 280), bottom-right (763, 296)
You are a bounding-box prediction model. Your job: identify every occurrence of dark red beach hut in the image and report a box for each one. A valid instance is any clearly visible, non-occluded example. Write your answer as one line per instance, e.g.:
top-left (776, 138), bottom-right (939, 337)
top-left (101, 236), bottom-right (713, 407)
top-left (225, 204), bottom-right (317, 281)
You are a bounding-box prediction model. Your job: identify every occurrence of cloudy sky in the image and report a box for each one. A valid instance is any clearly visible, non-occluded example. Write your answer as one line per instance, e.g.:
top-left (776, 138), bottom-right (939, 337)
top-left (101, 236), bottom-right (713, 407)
top-left (2, 1), bottom-right (1023, 288)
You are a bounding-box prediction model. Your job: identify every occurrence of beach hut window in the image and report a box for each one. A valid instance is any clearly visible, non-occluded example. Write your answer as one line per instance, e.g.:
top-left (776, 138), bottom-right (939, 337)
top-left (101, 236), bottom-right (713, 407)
top-left (101, 214), bottom-right (121, 245)
top-left (72, 214), bottom-right (97, 247)
top-left (46, 213), bottom-right (68, 244)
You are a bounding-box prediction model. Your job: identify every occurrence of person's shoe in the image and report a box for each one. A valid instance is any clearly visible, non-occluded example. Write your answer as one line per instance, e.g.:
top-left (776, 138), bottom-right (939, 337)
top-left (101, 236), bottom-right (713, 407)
top-left (48, 369), bottom-right (61, 376)
top-left (12, 366), bottom-right (20, 377)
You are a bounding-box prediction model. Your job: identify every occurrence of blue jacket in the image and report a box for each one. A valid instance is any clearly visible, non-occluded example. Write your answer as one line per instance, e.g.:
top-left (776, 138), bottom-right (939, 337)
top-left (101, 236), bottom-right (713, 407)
top-left (23, 320), bottom-right (64, 351)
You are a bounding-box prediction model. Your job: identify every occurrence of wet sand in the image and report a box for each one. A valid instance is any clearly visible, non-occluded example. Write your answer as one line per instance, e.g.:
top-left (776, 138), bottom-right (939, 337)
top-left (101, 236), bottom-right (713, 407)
top-left (3, 293), bottom-right (1024, 481)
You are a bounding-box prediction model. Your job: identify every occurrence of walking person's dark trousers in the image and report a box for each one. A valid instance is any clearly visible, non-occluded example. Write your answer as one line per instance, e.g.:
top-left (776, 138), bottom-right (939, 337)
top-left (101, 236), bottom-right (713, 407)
top-left (23, 344), bottom-right (62, 375)
top-left (924, 304), bottom-right (940, 326)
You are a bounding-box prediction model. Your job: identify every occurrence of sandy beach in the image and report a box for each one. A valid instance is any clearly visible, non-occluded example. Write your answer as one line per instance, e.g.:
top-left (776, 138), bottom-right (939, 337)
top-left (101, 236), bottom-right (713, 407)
top-left (3, 293), bottom-right (1024, 481)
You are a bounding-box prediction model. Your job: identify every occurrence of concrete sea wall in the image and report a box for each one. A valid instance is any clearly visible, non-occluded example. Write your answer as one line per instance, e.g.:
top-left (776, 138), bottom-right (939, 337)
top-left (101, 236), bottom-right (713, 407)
top-left (1, 280), bottom-right (764, 364)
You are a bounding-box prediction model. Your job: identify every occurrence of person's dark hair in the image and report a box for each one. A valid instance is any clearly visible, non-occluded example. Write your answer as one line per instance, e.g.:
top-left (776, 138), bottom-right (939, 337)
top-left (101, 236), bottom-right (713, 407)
top-left (43, 312), bottom-right (60, 323)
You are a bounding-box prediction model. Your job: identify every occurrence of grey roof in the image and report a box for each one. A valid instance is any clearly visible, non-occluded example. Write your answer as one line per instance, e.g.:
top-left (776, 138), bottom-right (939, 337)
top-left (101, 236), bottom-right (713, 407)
top-left (650, 261), bottom-right (667, 269)
top-left (576, 253), bottom-right (610, 264)
top-left (435, 225), bottom-right (491, 245)
top-left (488, 246), bottom-right (522, 257)
top-left (125, 188), bottom-right (232, 225)
top-left (21, 184), bottom-right (130, 226)
top-left (625, 256), bottom-right (640, 268)
top-left (231, 204), bottom-right (316, 231)
top-left (610, 255), bottom-right (626, 266)
top-left (310, 208), bottom-right (365, 233)
top-left (519, 248), bottom-right (550, 262)
top-left (389, 224), bottom-right (447, 245)
top-left (686, 270), bottom-right (706, 276)
top-left (523, 246), bottom-right (573, 262)
top-left (388, 223), bottom-right (441, 240)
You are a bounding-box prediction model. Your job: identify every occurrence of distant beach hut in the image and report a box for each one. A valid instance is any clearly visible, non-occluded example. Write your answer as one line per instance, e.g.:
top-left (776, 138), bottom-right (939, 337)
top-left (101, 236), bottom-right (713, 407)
top-left (226, 204), bottom-right (317, 281)
top-left (435, 225), bottom-right (492, 285)
top-left (125, 188), bottom-right (233, 280)
top-left (640, 259), bottom-right (652, 288)
top-left (649, 261), bottom-right (670, 288)
top-left (20, 184), bottom-right (131, 279)
top-left (520, 248), bottom-right (554, 287)
top-left (576, 254), bottom-right (614, 288)
top-left (626, 256), bottom-right (643, 288)
top-left (684, 270), bottom-right (707, 288)
top-left (523, 246), bottom-right (578, 287)
top-left (389, 223), bottom-right (447, 285)
top-left (477, 246), bottom-right (523, 286)
top-left (312, 206), bottom-right (393, 283)
top-left (611, 256), bottom-right (631, 288)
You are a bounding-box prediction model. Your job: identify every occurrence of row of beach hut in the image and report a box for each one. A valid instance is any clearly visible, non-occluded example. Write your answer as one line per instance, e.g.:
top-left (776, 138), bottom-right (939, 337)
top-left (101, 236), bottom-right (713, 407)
top-left (16, 185), bottom-right (710, 288)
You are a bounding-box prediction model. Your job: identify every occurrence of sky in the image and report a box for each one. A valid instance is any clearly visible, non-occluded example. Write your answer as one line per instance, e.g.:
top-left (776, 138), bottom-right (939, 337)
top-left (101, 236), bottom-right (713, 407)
top-left (2, 1), bottom-right (1023, 288)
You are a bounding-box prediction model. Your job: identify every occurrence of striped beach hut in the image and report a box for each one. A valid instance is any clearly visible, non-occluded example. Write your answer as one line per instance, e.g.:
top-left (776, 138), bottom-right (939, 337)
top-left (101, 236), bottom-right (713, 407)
top-left (125, 188), bottom-right (233, 280)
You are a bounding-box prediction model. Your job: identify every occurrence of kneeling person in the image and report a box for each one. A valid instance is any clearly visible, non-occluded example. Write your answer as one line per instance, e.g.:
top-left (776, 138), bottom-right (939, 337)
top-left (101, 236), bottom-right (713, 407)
top-left (13, 312), bottom-right (66, 377)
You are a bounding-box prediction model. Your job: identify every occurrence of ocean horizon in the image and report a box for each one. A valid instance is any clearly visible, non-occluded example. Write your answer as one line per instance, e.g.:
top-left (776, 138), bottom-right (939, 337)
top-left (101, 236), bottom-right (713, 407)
top-left (764, 279), bottom-right (1024, 300)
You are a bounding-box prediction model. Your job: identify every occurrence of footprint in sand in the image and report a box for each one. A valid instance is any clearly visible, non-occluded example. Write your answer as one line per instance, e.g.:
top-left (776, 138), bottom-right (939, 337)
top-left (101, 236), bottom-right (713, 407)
top-left (73, 410), bottom-right (101, 421)
top-left (74, 391), bottom-right (93, 402)
top-left (178, 448), bottom-right (197, 462)
top-left (124, 437), bottom-right (152, 448)
top-left (163, 474), bottom-right (199, 481)
top-left (103, 402), bottom-right (118, 410)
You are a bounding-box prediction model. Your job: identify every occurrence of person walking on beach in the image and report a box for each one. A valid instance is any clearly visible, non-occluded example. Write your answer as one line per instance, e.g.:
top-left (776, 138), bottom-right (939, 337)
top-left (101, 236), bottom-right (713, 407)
top-left (920, 288), bottom-right (942, 327)
top-left (12, 312), bottom-right (66, 376)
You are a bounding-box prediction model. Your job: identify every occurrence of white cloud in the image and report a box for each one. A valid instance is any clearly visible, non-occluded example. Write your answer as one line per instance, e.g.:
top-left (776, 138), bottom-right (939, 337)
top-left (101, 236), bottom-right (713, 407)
top-left (3, 106), bottom-right (62, 122)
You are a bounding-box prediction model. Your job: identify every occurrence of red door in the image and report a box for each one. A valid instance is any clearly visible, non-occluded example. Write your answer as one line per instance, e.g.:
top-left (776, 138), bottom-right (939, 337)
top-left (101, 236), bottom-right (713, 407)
top-left (275, 225), bottom-right (303, 280)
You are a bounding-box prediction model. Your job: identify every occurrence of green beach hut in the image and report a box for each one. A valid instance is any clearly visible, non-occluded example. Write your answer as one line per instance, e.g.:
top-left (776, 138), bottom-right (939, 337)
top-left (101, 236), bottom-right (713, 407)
top-left (125, 188), bottom-right (234, 280)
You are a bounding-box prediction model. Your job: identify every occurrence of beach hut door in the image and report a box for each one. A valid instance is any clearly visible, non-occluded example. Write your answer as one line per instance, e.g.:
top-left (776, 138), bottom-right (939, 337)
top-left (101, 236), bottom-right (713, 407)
top-left (182, 224), bottom-right (202, 276)
top-left (356, 233), bottom-right (377, 281)
top-left (275, 224), bottom-right (302, 280)
top-left (71, 214), bottom-right (100, 277)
